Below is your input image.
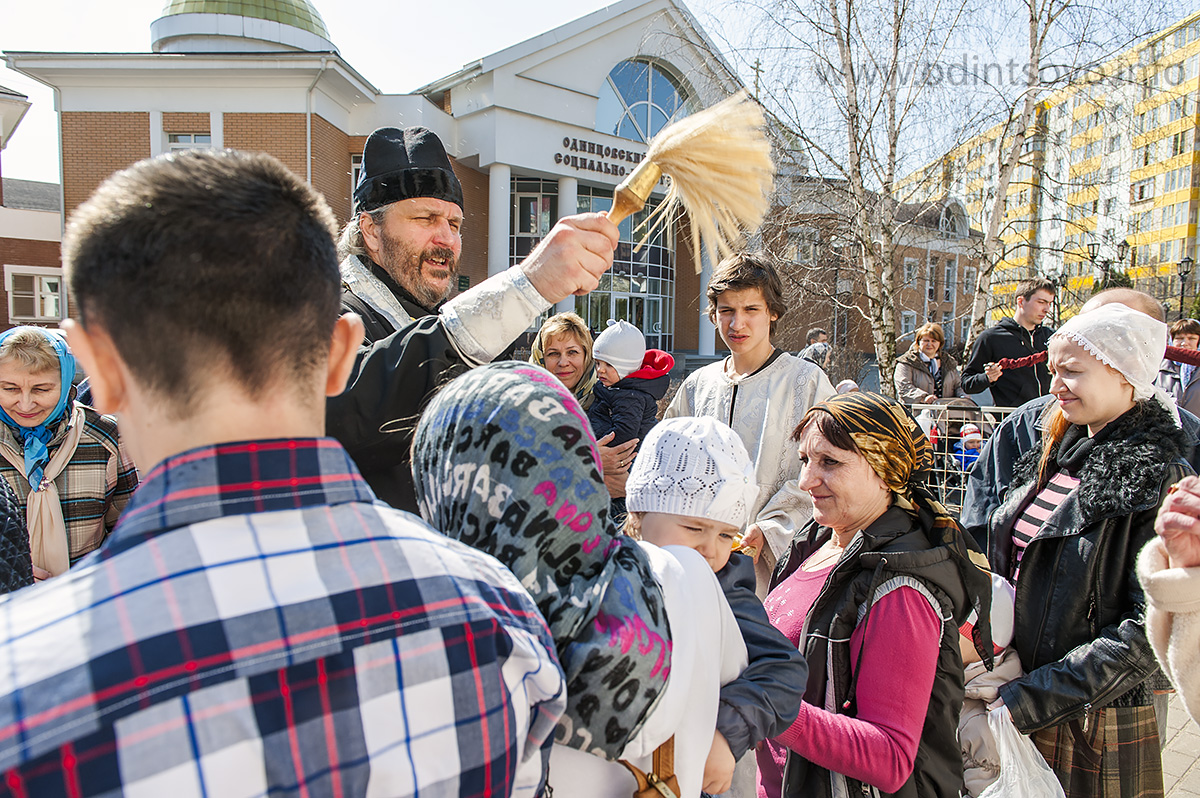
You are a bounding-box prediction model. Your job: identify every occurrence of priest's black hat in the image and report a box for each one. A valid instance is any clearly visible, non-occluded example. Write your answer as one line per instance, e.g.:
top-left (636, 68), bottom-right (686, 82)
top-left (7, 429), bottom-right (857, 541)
top-left (352, 126), bottom-right (463, 216)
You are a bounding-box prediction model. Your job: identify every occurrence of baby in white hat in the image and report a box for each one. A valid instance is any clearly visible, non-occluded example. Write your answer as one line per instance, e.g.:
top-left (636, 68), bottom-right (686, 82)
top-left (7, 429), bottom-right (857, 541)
top-left (587, 319), bottom-right (675, 449)
top-left (625, 417), bottom-right (809, 795)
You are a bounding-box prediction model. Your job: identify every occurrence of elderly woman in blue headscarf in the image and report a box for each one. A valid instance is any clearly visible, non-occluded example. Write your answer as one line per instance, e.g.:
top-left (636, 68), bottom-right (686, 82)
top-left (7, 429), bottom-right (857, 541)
top-left (0, 326), bottom-right (138, 579)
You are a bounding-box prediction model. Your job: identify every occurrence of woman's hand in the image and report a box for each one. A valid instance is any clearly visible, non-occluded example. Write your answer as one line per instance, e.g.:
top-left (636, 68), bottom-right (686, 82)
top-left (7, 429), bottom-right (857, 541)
top-left (32, 565), bottom-right (51, 581)
top-left (1156, 476), bottom-right (1200, 569)
top-left (597, 432), bottom-right (637, 475)
top-left (702, 730), bottom-right (736, 795)
top-left (597, 432), bottom-right (637, 499)
top-left (741, 524), bottom-right (764, 563)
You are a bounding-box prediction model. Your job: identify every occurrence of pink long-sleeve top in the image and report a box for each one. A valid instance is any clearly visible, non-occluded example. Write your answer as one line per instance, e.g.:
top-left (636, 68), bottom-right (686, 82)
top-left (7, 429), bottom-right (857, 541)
top-left (756, 559), bottom-right (941, 798)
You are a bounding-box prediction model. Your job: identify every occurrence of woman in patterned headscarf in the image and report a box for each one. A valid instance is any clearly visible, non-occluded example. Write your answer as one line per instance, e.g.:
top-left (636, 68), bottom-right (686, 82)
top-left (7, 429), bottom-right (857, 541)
top-left (757, 391), bottom-right (992, 798)
top-left (411, 361), bottom-right (746, 798)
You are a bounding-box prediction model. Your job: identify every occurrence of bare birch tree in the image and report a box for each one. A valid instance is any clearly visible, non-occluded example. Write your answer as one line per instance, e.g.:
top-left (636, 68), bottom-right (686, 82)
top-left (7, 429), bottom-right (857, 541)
top-left (709, 0), bottom-right (974, 393)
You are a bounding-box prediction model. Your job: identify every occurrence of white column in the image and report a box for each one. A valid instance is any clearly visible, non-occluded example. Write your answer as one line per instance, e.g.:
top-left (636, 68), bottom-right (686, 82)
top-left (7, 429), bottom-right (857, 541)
top-left (555, 176), bottom-right (579, 313)
top-left (488, 163), bottom-right (511, 277)
top-left (698, 249), bottom-right (716, 356)
top-left (210, 111), bottom-right (224, 149)
top-left (149, 110), bottom-right (163, 158)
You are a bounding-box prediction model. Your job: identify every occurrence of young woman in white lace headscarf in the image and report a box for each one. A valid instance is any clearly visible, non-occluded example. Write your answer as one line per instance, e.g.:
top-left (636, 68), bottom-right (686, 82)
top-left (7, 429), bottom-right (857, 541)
top-left (985, 303), bottom-right (1188, 798)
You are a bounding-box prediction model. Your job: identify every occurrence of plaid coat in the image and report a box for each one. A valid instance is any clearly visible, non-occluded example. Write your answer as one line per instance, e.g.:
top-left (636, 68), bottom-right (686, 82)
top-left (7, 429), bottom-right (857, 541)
top-left (0, 438), bottom-right (566, 797)
top-left (0, 402), bottom-right (139, 563)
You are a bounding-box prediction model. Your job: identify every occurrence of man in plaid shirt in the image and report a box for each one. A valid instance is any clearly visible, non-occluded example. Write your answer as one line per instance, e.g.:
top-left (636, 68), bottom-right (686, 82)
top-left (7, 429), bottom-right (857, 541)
top-left (0, 150), bottom-right (567, 797)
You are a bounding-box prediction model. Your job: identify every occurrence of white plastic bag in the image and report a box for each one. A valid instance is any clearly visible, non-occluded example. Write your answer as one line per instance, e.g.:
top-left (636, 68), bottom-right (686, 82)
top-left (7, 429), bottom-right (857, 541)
top-left (977, 708), bottom-right (1066, 798)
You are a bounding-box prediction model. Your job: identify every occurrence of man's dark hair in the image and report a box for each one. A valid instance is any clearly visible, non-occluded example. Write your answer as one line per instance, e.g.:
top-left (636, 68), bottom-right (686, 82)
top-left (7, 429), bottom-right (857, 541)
top-left (1014, 277), bottom-right (1055, 303)
top-left (63, 149), bottom-right (341, 415)
top-left (806, 328), bottom-right (828, 345)
top-left (706, 252), bottom-right (788, 334)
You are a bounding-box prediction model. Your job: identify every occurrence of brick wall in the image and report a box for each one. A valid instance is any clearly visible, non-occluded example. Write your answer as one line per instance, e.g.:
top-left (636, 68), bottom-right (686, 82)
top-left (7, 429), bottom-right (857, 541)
top-left (223, 113), bottom-right (307, 183)
top-left (162, 112), bottom-right (210, 133)
top-left (0, 237), bottom-right (64, 328)
top-left (311, 115), bottom-right (352, 224)
top-left (62, 111), bottom-right (151, 214)
top-left (453, 161), bottom-right (489, 298)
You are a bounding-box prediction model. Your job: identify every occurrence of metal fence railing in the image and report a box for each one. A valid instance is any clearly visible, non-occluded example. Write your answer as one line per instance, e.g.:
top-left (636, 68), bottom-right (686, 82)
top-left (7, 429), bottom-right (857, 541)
top-left (905, 400), bottom-right (1020, 516)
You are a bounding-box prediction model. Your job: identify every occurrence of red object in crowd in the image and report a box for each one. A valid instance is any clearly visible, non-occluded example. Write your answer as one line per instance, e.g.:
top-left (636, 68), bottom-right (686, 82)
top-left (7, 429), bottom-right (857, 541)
top-left (994, 345), bottom-right (1200, 371)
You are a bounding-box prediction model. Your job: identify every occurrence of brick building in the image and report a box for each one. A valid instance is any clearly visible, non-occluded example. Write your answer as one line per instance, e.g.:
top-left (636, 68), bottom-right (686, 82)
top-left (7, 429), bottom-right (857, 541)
top-left (0, 84), bottom-right (62, 329)
top-left (4, 0), bottom-right (757, 358)
top-left (764, 173), bottom-right (982, 380)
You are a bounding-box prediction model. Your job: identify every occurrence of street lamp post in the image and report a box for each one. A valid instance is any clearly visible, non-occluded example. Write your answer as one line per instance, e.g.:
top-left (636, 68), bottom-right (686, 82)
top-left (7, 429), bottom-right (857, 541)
top-left (1087, 241), bottom-right (1107, 288)
top-left (1180, 256), bottom-right (1194, 319)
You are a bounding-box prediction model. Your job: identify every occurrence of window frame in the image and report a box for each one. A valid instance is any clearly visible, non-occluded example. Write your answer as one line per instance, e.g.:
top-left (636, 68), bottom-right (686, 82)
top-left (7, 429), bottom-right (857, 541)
top-left (4, 264), bottom-right (66, 323)
top-left (166, 132), bottom-right (212, 153)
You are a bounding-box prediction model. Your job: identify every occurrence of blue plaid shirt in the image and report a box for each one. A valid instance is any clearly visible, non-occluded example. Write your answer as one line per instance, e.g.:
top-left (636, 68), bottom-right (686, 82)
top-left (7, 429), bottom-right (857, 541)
top-left (0, 438), bottom-right (564, 797)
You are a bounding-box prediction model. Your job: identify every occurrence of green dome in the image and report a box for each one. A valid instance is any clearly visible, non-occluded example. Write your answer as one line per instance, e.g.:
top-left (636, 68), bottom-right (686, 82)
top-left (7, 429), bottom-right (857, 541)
top-left (160, 0), bottom-right (331, 40)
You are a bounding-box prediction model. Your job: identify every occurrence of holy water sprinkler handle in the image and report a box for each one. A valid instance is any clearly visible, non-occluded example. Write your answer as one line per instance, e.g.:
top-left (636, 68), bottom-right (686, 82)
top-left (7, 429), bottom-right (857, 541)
top-left (606, 160), bottom-right (663, 225)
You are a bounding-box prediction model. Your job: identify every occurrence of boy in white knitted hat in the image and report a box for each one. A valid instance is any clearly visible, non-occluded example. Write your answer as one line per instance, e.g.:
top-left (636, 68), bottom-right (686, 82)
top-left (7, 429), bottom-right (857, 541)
top-left (626, 417), bottom-right (808, 796)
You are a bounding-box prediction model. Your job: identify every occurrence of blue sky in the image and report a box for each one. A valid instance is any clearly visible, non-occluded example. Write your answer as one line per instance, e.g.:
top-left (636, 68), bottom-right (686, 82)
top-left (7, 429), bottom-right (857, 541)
top-left (1, 0), bottom-right (1190, 185)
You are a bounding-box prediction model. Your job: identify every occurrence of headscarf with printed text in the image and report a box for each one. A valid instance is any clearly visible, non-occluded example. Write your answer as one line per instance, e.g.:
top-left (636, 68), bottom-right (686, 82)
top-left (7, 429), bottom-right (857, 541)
top-left (411, 361), bottom-right (670, 760)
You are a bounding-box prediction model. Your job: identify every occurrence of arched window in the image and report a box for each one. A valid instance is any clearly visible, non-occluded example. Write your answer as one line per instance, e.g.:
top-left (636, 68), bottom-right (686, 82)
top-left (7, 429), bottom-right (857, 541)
top-left (596, 59), bottom-right (690, 142)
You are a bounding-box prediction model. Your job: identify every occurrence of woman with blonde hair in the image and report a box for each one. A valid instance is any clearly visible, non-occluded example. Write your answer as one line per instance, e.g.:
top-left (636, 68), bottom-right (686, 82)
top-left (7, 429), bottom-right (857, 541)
top-left (530, 311), bottom-right (599, 408)
top-left (894, 322), bottom-right (967, 404)
top-left (986, 303), bottom-right (1186, 797)
top-left (0, 327), bottom-right (138, 578)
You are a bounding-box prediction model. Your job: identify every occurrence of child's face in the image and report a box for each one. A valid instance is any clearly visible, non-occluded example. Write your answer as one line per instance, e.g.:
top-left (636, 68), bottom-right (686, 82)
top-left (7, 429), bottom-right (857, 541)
top-left (962, 437), bottom-right (981, 451)
top-left (637, 512), bottom-right (740, 571)
top-left (595, 359), bottom-right (620, 386)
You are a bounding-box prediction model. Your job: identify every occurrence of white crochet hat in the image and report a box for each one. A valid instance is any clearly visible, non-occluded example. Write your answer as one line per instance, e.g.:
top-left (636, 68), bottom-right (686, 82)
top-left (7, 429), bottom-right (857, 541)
top-left (626, 416), bottom-right (758, 529)
top-left (592, 320), bottom-right (646, 380)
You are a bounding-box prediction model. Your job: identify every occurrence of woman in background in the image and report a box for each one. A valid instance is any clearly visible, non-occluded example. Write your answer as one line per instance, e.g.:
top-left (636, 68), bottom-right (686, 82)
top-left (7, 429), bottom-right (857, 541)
top-left (894, 322), bottom-right (967, 404)
top-left (0, 326), bottom-right (138, 578)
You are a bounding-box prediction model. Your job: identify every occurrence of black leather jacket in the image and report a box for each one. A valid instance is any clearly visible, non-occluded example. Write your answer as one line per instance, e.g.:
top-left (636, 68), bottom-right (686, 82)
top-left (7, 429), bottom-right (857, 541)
top-left (989, 400), bottom-right (1191, 733)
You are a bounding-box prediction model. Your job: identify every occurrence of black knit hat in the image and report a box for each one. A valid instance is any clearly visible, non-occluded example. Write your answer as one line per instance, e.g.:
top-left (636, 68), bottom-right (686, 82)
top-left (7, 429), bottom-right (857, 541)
top-left (352, 126), bottom-right (464, 215)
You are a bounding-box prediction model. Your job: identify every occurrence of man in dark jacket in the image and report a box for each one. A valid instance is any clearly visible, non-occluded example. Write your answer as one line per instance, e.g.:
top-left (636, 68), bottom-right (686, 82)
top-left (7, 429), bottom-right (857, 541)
top-left (326, 126), bottom-right (619, 511)
top-left (337, 126), bottom-right (467, 341)
top-left (961, 277), bottom-right (1054, 407)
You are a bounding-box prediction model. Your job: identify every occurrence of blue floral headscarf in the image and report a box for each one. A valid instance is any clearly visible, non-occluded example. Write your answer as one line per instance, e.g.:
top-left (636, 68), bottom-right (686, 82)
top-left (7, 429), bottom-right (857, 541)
top-left (0, 327), bottom-right (76, 491)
